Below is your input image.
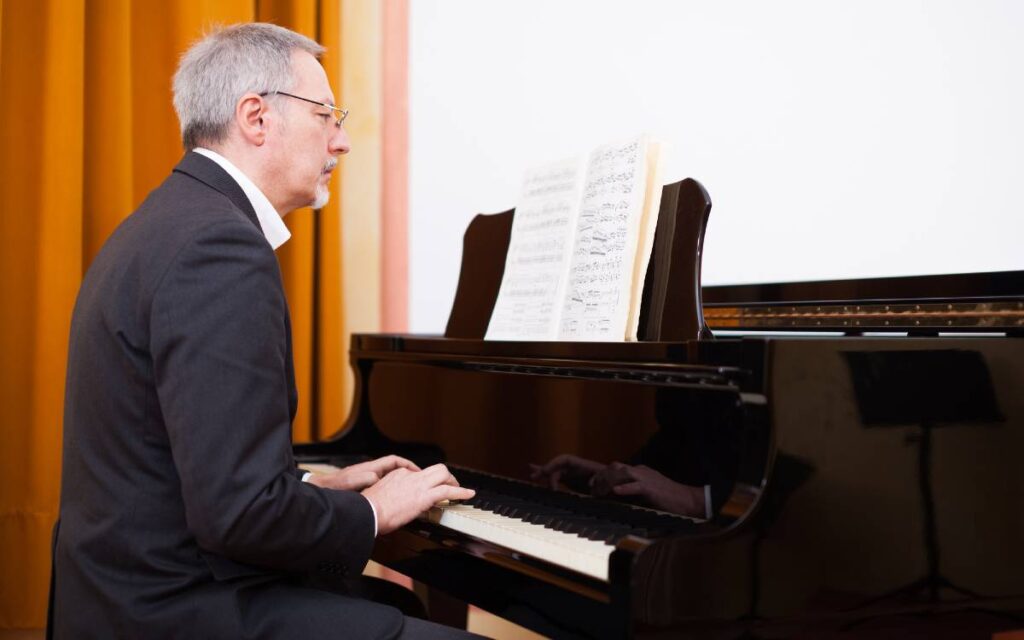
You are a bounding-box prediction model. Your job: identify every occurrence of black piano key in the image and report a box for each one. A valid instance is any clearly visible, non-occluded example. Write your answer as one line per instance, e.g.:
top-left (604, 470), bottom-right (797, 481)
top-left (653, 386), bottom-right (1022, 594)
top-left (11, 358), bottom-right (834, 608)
top-left (565, 519), bottom-right (592, 534)
top-left (580, 529), bottom-right (607, 540)
top-left (577, 526), bottom-right (610, 541)
top-left (527, 513), bottom-right (557, 526)
top-left (550, 516), bottom-right (605, 536)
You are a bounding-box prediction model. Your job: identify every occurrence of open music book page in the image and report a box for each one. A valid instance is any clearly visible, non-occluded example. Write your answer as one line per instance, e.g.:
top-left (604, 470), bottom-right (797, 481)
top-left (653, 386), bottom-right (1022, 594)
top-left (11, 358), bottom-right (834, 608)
top-left (484, 157), bottom-right (583, 340)
top-left (485, 135), bottom-right (662, 341)
top-left (560, 137), bottom-right (662, 341)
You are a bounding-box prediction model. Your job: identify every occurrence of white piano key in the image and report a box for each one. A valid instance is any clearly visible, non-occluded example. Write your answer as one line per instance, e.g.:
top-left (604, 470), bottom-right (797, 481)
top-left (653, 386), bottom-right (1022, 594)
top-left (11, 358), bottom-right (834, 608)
top-left (426, 504), bottom-right (614, 581)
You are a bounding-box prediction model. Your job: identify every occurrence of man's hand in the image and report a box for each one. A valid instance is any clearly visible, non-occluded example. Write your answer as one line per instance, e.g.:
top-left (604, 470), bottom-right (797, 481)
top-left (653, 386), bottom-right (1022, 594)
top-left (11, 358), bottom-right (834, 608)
top-left (361, 463), bottom-right (475, 535)
top-left (306, 455), bottom-right (421, 492)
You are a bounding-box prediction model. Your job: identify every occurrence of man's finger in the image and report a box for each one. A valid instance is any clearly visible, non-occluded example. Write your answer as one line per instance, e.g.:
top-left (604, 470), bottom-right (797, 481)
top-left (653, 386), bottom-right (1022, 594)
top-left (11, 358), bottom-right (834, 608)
top-left (367, 455), bottom-right (405, 474)
top-left (420, 463), bottom-right (456, 485)
top-left (438, 469), bottom-right (461, 488)
top-left (608, 461), bottom-right (630, 478)
top-left (379, 455), bottom-right (420, 473)
top-left (429, 485), bottom-right (475, 505)
top-left (353, 470), bottom-right (380, 488)
top-left (612, 481), bottom-right (646, 497)
top-left (334, 470), bottom-right (379, 490)
top-left (382, 466), bottom-right (412, 480)
top-left (601, 462), bottom-right (632, 485)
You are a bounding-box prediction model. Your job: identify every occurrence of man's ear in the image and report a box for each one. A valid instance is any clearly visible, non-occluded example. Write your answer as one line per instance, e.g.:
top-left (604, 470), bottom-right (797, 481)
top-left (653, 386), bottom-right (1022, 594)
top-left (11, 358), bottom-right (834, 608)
top-left (236, 93), bottom-right (267, 146)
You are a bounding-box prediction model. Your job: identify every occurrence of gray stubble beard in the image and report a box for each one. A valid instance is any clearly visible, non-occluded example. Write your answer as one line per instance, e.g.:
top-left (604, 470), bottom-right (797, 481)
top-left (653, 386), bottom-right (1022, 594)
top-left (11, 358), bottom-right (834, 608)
top-left (312, 183), bottom-right (330, 209)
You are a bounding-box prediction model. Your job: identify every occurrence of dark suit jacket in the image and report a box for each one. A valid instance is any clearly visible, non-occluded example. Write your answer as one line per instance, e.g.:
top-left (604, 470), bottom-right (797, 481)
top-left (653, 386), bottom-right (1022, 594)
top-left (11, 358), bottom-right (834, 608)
top-left (52, 153), bottom-right (401, 638)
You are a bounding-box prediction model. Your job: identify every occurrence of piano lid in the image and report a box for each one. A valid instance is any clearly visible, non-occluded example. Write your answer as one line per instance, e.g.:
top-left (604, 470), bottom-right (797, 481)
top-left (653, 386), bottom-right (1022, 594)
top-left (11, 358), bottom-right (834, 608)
top-left (703, 270), bottom-right (1024, 333)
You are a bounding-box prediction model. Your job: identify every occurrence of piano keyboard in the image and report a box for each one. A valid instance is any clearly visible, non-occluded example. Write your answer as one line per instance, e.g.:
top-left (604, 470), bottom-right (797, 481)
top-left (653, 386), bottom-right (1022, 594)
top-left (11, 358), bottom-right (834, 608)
top-left (427, 503), bottom-right (615, 580)
top-left (420, 468), bottom-right (703, 581)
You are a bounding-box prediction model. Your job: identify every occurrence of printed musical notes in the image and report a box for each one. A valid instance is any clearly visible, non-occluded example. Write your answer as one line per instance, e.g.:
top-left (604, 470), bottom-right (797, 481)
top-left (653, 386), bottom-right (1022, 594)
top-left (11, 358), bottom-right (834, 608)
top-left (485, 135), bottom-right (662, 342)
top-left (559, 138), bottom-right (649, 340)
top-left (485, 158), bottom-right (583, 340)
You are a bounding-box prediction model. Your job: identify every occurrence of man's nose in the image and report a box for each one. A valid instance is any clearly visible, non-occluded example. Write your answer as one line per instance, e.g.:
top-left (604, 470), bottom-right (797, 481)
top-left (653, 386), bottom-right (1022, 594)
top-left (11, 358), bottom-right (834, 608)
top-left (330, 126), bottom-right (351, 155)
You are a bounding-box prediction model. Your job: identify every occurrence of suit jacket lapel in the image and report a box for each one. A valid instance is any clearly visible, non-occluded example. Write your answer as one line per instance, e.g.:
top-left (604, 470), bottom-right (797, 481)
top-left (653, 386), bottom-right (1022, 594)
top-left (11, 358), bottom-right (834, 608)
top-left (172, 152), bottom-right (264, 234)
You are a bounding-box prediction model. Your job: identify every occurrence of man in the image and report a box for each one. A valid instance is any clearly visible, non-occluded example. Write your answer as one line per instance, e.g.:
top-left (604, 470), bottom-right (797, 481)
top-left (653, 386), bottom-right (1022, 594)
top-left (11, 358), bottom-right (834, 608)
top-left (51, 23), bottom-right (476, 639)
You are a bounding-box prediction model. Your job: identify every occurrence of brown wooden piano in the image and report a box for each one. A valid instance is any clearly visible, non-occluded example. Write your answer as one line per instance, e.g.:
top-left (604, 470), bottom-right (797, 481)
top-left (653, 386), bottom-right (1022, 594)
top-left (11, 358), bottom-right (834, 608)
top-left (295, 180), bottom-right (1024, 638)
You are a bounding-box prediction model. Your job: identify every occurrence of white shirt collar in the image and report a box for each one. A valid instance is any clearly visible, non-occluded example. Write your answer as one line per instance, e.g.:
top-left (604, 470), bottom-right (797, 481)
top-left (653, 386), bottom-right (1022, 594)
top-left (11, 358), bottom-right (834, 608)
top-left (192, 147), bottom-right (291, 251)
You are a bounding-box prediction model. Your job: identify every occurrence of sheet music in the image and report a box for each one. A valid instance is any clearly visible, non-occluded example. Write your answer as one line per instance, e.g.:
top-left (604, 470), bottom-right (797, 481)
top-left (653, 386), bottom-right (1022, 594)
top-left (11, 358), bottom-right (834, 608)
top-left (558, 137), bottom-right (649, 341)
top-left (485, 158), bottom-right (584, 340)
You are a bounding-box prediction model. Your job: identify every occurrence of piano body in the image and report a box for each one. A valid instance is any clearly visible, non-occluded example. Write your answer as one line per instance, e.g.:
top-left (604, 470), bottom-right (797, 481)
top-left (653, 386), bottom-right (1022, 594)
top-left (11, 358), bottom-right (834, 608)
top-left (295, 180), bottom-right (1024, 638)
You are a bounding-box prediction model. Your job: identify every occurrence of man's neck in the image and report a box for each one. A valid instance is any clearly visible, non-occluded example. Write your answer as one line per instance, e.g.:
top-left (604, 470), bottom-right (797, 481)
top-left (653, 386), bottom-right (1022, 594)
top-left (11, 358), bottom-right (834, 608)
top-left (192, 147), bottom-right (293, 251)
top-left (202, 142), bottom-right (288, 214)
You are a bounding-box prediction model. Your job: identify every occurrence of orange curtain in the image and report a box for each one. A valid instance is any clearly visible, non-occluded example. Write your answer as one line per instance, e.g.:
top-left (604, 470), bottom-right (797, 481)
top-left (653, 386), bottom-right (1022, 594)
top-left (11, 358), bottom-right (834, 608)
top-left (0, 0), bottom-right (365, 627)
top-left (0, 1), bottom-right (86, 628)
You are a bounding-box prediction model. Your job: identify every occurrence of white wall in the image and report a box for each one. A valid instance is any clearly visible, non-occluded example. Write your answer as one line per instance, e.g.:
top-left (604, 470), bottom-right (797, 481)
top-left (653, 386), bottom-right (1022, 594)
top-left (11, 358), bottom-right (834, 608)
top-left (408, 0), bottom-right (1024, 333)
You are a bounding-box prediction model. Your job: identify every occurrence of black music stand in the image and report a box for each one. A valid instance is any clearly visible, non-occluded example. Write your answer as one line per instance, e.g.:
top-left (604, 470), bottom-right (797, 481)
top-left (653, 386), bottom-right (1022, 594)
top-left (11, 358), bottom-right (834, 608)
top-left (843, 349), bottom-right (1003, 606)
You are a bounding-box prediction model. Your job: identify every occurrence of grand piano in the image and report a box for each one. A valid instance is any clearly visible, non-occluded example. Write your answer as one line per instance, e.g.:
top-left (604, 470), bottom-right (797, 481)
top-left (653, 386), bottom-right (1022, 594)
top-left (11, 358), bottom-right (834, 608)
top-left (295, 180), bottom-right (1024, 638)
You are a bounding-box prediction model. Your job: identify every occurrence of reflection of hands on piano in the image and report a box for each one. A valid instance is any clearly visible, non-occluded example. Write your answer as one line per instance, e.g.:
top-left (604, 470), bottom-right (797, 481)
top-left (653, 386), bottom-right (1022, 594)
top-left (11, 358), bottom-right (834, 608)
top-left (361, 463), bottom-right (476, 535)
top-left (529, 454), bottom-right (606, 493)
top-left (591, 462), bottom-right (706, 518)
top-left (532, 456), bottom-right (706, 518)
top-left (305, 454), bottom-right (421, 491)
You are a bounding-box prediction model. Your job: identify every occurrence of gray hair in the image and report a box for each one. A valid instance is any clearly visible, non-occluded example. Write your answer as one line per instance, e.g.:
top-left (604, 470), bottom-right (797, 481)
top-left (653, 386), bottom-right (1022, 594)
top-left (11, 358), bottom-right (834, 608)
top-left (172, 23), bottom-right (325, 150)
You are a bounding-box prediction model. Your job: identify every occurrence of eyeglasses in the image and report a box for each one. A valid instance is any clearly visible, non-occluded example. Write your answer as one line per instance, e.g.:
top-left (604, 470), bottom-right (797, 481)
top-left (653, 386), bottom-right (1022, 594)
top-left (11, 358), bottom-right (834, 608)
top-left (259, 90), bottom-right (348, 128)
